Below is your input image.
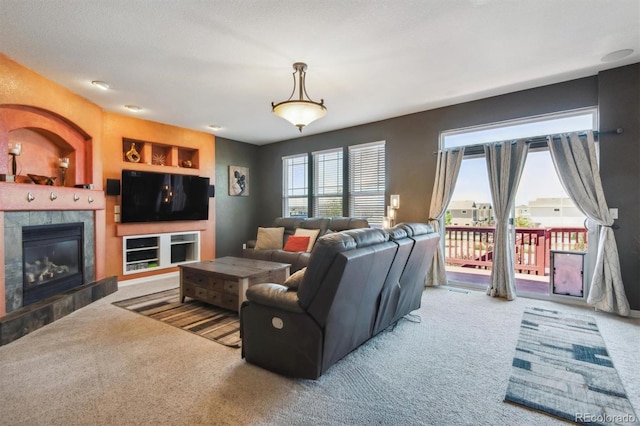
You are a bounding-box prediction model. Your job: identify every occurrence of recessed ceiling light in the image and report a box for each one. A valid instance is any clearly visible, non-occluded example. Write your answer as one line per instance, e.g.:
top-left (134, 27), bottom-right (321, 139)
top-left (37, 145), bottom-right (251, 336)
top-left (124, 104), bottom-right (142, 112)
top-left (91, 80), bottom-right (110, 90)
top-left (208, 125), bottom-right (221, 131)
top-left (601, 49), bottom-right (634, 62)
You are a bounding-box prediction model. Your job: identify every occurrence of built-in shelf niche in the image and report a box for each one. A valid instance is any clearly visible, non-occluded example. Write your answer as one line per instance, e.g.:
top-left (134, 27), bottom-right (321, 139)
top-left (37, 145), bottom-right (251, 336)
top-left (122, 138), bottom-right (199, 169)
top-left (122, 231), bottom-right (200, 275)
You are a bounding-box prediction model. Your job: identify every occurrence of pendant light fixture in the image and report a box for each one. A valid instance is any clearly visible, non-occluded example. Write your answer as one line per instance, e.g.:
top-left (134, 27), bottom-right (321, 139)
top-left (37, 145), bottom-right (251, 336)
top-left (272, 62), bottom-right (327, 132)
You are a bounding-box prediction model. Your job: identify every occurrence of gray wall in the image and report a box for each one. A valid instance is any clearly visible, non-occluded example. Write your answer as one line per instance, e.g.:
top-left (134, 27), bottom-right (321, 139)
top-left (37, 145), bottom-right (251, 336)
top-left (597, 64), bottom-right (640, 310)
top-left (255, 76), bottom-right (598, 226)
top-left (214, 137), bottom-right (261, 257)
top-left (216, 64), bottom-right (639, 310)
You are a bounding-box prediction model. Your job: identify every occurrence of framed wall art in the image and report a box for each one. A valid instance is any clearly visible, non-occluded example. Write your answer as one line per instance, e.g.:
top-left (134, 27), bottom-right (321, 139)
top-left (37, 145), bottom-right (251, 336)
top-left (229, 166), bottom-right (249, 196)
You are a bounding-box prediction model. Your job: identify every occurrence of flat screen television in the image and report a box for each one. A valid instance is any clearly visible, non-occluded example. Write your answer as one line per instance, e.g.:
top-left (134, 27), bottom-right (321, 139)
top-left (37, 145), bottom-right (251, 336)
top-left (121, 170), bottom-right (210, 223)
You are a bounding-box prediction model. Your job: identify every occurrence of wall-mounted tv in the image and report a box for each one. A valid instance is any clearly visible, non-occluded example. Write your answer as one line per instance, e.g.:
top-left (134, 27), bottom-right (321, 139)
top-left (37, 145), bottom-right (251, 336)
top-left (121, 170), bottom-right (210, 223)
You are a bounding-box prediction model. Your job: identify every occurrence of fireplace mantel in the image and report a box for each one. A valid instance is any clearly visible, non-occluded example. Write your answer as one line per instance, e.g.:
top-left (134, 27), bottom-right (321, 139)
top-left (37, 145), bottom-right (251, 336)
top-left (0, 183), bottom-right (106, 317)
top-left (0, 182), bottom-right (105, 211)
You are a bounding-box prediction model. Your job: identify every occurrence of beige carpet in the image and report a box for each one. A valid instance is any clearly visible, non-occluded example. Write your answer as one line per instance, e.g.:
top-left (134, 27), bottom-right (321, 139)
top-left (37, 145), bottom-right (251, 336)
top-left (0, 275), bottom-right (637, 426)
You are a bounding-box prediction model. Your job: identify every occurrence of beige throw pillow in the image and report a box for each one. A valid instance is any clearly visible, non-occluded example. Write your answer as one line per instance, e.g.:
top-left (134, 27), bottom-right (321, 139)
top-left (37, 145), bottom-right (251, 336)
top-left (293, 228), bottom-right (321, 252)
top-left (283, 267), bottom-right (306, 291)
top-left (254, 227), bottom-right (285, 250)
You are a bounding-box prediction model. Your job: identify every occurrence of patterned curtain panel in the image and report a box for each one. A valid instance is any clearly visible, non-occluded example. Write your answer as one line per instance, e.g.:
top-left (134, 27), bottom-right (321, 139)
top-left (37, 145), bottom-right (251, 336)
top-left (548, 132), bottom-right (630, 316)
top-left (426, 148), bottom-right (465, 286)
top-left (484, 140), bottom-right (528, 300)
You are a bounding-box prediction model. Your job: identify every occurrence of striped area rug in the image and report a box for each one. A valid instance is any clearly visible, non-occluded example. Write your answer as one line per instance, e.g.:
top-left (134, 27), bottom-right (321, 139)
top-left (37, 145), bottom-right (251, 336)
top-left (113, 288), bottom-right (241, 348)
top-left (505, 307), bottom-right (638, 425)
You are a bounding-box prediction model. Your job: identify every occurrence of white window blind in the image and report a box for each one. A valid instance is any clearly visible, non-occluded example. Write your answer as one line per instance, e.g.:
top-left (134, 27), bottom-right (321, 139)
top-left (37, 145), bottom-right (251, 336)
top-left (283, 154), bottom-right (308, 217)
top-left (349, 141), bottom-right (385, 225)
top-left (313, 148), bottom-right (343, 217)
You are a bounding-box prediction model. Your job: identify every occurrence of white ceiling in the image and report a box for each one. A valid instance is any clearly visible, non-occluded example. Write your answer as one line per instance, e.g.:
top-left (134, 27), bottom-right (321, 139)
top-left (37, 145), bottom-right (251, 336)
top-left (1, 1), bottom-right (638, 145)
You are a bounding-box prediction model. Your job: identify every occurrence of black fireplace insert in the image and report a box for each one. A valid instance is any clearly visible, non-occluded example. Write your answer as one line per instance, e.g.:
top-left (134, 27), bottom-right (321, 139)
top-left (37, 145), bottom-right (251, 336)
top-left (22, 223), bottom-right (84, 306)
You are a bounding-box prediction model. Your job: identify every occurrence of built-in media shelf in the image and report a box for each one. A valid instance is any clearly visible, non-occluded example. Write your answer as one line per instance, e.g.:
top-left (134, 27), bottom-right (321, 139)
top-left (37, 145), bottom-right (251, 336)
top-left (122, 137), bottom-right (200, 170)
top-left (123, 231), bottom-right (200, 275)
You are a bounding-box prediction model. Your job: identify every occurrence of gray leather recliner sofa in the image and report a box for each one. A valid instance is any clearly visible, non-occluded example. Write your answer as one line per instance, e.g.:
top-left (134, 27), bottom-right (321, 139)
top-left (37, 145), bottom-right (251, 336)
top-left (240, 223), bottom-right (439, 379)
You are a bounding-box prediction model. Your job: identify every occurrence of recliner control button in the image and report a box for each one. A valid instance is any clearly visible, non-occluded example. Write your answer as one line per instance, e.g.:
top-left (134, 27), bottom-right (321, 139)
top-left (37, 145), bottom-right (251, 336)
top-left (272, 317), bottom-right (284, 329)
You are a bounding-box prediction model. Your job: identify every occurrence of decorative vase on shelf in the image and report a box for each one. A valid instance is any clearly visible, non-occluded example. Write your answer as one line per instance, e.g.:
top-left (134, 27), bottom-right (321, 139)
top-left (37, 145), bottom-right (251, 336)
top-left (126, 143), bottom-right (141, 163)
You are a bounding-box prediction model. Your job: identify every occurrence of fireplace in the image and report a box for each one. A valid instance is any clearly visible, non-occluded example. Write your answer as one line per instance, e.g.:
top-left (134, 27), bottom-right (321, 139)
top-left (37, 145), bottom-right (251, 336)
top-left (3, 211), bottom-right (97, 314)
top-left (22, 223), bottom-right (84, 306)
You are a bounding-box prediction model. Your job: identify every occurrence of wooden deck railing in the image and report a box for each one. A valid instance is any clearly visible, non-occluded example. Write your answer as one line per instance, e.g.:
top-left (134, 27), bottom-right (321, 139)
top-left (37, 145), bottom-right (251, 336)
top-left (444, 226), bottom-right (588, 276)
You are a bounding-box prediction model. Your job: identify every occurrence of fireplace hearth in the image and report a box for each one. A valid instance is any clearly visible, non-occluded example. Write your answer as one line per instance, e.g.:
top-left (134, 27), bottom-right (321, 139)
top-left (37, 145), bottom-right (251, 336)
top-left (22, 223), bottom-right (84, 306)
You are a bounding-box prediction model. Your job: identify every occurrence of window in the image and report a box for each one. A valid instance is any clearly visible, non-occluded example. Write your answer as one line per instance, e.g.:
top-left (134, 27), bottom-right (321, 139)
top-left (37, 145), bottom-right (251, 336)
top-left (349, 141), bottom-right (385, 226)
top-left (313, 148), bottom-right (343, 217)
top-left (441, 108), bottom-right (597, 150)
top-left (283, 154), bottom-right (308, 217)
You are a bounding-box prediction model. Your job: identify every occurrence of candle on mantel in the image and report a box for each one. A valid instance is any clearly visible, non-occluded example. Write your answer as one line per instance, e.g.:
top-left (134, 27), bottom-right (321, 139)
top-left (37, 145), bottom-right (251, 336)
top-left (8, 143), bottom-right (22, 156)
top-left (58, 158), bottom-right (70, 169)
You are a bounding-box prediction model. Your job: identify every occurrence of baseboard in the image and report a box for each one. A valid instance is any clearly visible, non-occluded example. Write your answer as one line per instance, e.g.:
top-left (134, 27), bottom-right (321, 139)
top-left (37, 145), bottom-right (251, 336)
top-left (118, 271), bottom-right (179, 287)
top-left (443, 282), bottom-right (640, 318)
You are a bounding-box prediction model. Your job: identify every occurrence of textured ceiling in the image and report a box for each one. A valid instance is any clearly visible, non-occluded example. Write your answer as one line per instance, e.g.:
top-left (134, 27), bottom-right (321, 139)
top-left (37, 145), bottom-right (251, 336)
top-left (1, 0), bottom-right (638, 145)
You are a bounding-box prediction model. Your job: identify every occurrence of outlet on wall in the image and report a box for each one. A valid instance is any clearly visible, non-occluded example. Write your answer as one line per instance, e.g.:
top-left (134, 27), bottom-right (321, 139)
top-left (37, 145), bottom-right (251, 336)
top-left (114, 213), bottom-right (121, 223)
top-left (609, 208), bottom-right (618, 219)
top-left (114, 205), bottom-right (120, 214)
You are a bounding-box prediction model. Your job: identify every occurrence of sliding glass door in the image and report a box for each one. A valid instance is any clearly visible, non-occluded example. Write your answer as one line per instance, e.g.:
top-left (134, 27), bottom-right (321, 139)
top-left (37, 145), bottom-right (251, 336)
top-left (441, 108), bottom-right (597, 303)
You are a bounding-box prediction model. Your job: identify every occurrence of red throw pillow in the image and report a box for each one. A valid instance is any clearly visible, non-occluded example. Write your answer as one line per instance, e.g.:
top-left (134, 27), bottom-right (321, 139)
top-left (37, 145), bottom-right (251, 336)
top-left (283, 236), bottom-right (310, 252)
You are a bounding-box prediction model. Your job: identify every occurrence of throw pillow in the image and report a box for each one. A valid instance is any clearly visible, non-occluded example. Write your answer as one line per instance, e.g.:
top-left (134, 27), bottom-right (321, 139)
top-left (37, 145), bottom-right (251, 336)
top-left (254, 227), bottom-right (285, 250)
top-left (293, 228), bottom-right (321, 252)
top-left (283, 235), bottom-right (310, 252)
top-left (283, 267), bottom-right (306, 291)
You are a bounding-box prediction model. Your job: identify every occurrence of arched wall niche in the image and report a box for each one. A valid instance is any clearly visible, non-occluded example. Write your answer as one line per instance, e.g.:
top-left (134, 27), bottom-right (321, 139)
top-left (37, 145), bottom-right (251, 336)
top-left (0, 104), bottom-right (92, 186)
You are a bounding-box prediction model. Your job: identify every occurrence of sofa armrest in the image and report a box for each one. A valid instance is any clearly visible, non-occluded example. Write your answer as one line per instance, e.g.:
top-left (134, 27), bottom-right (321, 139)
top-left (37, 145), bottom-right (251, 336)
top-left (246, 284), bottom-right (305, 313)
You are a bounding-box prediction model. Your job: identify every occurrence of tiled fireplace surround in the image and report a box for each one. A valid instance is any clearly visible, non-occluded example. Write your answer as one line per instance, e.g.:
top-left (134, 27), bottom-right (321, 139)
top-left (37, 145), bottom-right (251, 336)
top-left (4, 210), bottom-right (96, 313)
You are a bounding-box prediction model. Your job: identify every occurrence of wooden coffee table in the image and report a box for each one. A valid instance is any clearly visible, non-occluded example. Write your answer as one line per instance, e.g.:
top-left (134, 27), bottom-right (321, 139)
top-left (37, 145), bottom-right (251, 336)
top-left (179, 257), bottom-right (290, 312)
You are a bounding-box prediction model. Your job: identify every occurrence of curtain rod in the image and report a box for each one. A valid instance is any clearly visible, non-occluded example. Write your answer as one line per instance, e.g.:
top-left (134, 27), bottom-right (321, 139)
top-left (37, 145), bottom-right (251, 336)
top-left (434, 128), bottom-right (624, 156)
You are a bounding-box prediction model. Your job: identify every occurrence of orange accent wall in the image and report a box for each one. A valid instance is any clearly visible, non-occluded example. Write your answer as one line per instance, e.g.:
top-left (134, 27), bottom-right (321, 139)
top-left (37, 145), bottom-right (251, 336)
top-left (0, 54), bottom-right (216, 305)
top-left (102, 112), bottom-right (215, 281)
top-left (0, 55), bottom-right (103, 184)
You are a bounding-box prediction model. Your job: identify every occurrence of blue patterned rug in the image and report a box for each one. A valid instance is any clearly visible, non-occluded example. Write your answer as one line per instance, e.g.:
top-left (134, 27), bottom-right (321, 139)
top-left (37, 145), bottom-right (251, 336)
top-left (505, 307), bottom-right (638, 425)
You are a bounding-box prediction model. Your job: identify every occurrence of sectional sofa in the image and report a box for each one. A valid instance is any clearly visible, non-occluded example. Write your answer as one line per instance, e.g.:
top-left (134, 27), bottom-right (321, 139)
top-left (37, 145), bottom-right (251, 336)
top-left (240, 223), bottom-right (440, 379)
top-left (242, 216), bottom-right (369, 272)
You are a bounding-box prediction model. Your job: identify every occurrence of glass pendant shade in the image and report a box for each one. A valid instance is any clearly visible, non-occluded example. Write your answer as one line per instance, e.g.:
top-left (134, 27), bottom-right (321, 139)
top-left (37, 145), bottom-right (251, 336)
top-left (273, 100), bottom-right (327, 131)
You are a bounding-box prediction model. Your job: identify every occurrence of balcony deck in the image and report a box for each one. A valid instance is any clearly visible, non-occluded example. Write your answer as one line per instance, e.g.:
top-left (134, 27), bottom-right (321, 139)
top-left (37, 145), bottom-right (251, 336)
top-left (444, 226), bottom-right (588, 296)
